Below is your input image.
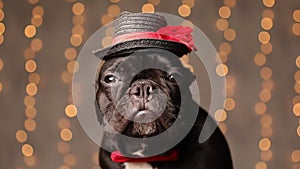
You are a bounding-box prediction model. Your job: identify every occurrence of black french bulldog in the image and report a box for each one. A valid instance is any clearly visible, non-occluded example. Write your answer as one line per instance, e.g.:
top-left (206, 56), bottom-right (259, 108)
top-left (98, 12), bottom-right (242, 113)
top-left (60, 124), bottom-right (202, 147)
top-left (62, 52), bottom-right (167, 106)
top-left (95, 49), bottom-right (233, 169)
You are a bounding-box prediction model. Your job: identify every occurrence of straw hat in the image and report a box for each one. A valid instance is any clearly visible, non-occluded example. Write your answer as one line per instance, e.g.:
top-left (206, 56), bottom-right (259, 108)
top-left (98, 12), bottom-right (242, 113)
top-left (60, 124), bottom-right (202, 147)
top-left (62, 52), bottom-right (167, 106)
top-left (93, 11), bottom-right (196, 60)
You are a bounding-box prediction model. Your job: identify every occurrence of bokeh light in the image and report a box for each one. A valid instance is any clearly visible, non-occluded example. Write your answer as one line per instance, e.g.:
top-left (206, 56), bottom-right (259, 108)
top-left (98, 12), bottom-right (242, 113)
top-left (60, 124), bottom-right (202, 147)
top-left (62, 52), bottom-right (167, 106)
top-left (142, 3), bottom-right (155, 13)
top-left (254, 53), bottom-right (267, 66)
top-left (72, 15), bottom-right (85, 26)
top-left (64, 154), bottom-right (76, 166)
top-left (259, 138), bottom-right (271, 151)
top-left (148, 0), bottom-right (160, 6)
top-left (0, 58), bottom-right (3, 71)
top-left (22, 144), bottom-right (34, 157)
top-left (293, 103), bottom-right (300, 116)
top-left (292, 23), bottom-right (300, 36)
top-left (70, 34), bottom-right (82, 47)
top-left (57, 141), bottom-right (70, 154)
top-left (293, 10), bottom-right (300, 22)
top-left (255, 102), bottom-right (267, 115)
top-left (31, 15), bottom-right (43, 27)
top-left (25, 60), bottom-right (37, 73)
top-left (24, 155), bottom-right (36, 166)
top-left (24, 25), bottom-right (36, 38)
top-left (72, 3), bottom-right (85, 15)
top-left (255, 161), bottom-right (267, 169)
top-left (224, 0), bottom-right (236, 8)
top-left (0, 10), bottom-right (4, 21)
top-left (224, 98), bottom-right (236, 111)
top-left (260, 114), bottom-right (272, 127)
top-left (102, 36), bottom-right (112, 47)
top-left (216, 19), bottom-right (229, 31)
top-left (216, 64), bottom-right (229, 77)
top-left (263, 0), bottom-right (275, 7)
top-left (58, 118), bottom-right (71, 129)
top-left (261, 17), bottom-right (273, 30)
top-left (178, 4), bottom-right (191, 17)
top-left (24, 96), bottom-right (36, 107)
top-left (0, 22), bottom-right (5, 34)
top-left (26, 83), bottom-right (38, 96)
top-left (260, 43), bottom-right (273, 55)
top-left (108, 5), bottom-right (120, 17)
top-left (32, 6), bottom-right (44, 16)
top-left (65, 104), bottom-right (77, 118)
top-left (258, 31), bottom-right (271, 44)
top-left (67, 60), bottom-right (79, 73)
top-left (262, 9), bottom-right (274, 19)
top-left (24, 119), bottom-right (36, 131)
top-left (214, 109), bottom-right (227, 122)
top-left (224, 28), bottom-right (236, 41)
top-left (260, 67), bottom-right (272, 80)
top-left (60, 129), bottom-right (73, 141)
top-left (219, 6), bottom-right (231, 19)
top-left (16, 130), bottom-right (28, 143)
top-left (260, 150), bottom-right (272, 161)
top-left (30, 38), bottom-right (43, 51)
top-left (259, 89), bottom-right (272, 102)
top-left (64, 48), bottom-right (77, 60)
top-left (25, 107), bottom-right (37, 119)
top-left (219, 42), bottom-right (232, 54)
top-left (182, 0), bottom-right (195, 8)
top-left (291, 150), bottom-right (300, 163)
top-left (28, 73), bottom-right (40, 84)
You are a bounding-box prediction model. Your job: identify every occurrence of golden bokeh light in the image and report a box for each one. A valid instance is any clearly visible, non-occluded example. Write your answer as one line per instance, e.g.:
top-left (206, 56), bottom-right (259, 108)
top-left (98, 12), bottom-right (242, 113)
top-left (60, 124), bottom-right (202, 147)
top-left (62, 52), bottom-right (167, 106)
top-left (297, 126), bottom-right (300, 136)
top-left (262, 9), bottom-right (274, 19)
top-left (72, 25), bottom-right (84, 35)
top-left (224, 0), bottom-right (236, 7)
top-left (255, 162), bottom-right (267, 169)
top-left (142, 3), bottom-right (155, 13)
top-left (261, 17), bottom-right (273, 30)
top-left (22, 144), bottom-right (34, 157)
top-left (28, 73), bottom-right (40, 84)
top-left (61, 71), bottom-right (72, 84)
top-left (293, 96), bottom-right (300, 105)
top-left (60, 128), bottom-right (73, 141)
top-left (260, 43), bottom-right (273, 55)
top-left (258, 31), bottom-right (271, 44)
top-left (295, 83), bottom-right (300, 94)
top-left (291, 150), bottom-right (300, 163)
top-left (24, 25), bottom-right (36, 38)
top-left (105, 27), bottom-right (115, 36)
top-left (219, 6), bottom-right (231, 19)
top-left (216, 64), bottom-right (229, 77)
top-left (260, 150), bottom-right (272, 161)
top-left (0, 58), bottom-right (3, 71)
top-left (101, 14), bottom-right (113, 25)
top-left (260, 67), bottom-right (272, 80)
top-left (259, 138), bottom-right (271, 151)
top-left (148, 0), bottom-right (160, 6)
top-left (292, 23), bottom-right (300, 36)
top-left (31, 38), bottom-right (43, 51)
top-left (293, 103), bottom-right (300, 116)
top-left (259, 89), bottom-right (271, 102)
top-left (108, 5), bottom-right (120, 17)
top-left (31, 15), bottom-right (43, 27)
top-left (296, 56), bottom-right (300, 69)
top-left (32, 6), bottom-right (44, 16)
top-left (260, 114), bottom-right (272, 127)
top-left (295, 70), bottom-right (300, 81)
top-left (262, 79), bottom-right (274, 90)
top-left (263, 0), bottom-right (275, 7)
top-left (24, 156), bottom-right (36, 166)
top-left (0, 2), bottom-right (2, 9)
top-left (293, 10), bottom-right (300, 22)
top-left (0, 82), bottom-right (2, 92)
top-left (219, 42), bottom-right (232, 54)
top-left (57, 141), bottom-right (70, 154)
top-left (92, 152), bottom-right (99, 164)
top-left (219, 123), bottom-right (227, 134)
top-left (224, 28), bottom-right (236, 41)
top-left (72, 3), bottom-right (85, 15)
top-left (24, 48), bottom-right (36, 60)
top-left (25, 60), bottom-right (37, 73)
top-left (254, 53), bottom-right (267, 66)
top-left (24, 96), bottom-right (36, 107)
top-left (58, 118), bottom-right (71, 129)
top-left (72, 15), bottom-right (85, 26)
top-left (26, 83), bottom-right (38, 96)
top-left (64, 154), bottom-right (76, 166)
top-left (102, 36), bottom-right (112, 48)
top-left (0, 22), bottom-right (5, 34)
top-left (178, 4), bottom-right (191, 17)
top-left (214, 109), bottom-right (227, 122)
top-left (25, 107), bottom-right (37, 119)
top-left (67, 60), bottom-right (79, 73)
top-left (0, 10), bottom-right (4, 21)
top-left (0, 34), bottom-right (3, 44)
top-left (110, 0), bottom-right (120, 3)
top-left (16, 130), bottom-right (28, 143)
top-left (226, 75), bottom-right (236, 88)
top-left (218, 52), bottom-right (228, 63)
top-left (70, 34), bottom-right (82, 47)
top-left (65, 104), bottom-right (77, 118)
top-left (28, 0), bottom-right (39, 4)
top-left (182, 0), bottom-right (195, 8)
top-left (261, 126), bottom-right (273, 138)
top-left (64, 48), bottom-right (77, 60)
top-left (216, 19), bottom-right (229, 31)
top-left (24, 119), bottom-right (36, 131)
top-left (255, 102), bottom-right (267, 115)
top-left (224, 98), bottom-right (236, 111)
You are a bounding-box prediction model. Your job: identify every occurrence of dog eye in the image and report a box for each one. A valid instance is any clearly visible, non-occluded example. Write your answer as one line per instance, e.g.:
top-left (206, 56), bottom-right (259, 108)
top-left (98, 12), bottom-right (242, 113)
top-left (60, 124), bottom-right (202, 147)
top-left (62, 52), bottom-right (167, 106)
top-left (166, 73), bottom-right (182, 83)
top-left (103, 75), bottom-right (119, 84)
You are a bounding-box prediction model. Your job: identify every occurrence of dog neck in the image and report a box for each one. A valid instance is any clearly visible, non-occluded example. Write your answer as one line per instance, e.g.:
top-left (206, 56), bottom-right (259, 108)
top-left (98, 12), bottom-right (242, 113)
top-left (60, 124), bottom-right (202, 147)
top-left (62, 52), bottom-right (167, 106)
top-left (110, 150), bottom-right (179, 163)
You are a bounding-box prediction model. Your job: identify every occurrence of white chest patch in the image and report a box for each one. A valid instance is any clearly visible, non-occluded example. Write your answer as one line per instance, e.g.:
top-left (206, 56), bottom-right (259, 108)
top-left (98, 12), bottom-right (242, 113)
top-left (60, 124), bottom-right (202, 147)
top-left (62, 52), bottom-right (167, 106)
top-left (124, 162), bottom-right (153, 169)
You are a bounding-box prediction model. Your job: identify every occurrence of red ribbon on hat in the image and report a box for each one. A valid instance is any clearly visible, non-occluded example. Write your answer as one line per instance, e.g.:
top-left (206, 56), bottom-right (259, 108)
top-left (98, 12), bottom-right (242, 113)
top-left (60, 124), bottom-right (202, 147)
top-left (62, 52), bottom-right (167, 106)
top-left (110, 150), bottom-right (180, 163)
top-left (112, 26), bottom-right (197, 52)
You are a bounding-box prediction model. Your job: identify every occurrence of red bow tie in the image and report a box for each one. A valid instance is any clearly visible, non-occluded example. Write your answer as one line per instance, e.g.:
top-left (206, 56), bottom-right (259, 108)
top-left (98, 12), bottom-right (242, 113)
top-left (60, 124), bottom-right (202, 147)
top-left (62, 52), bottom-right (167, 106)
top-left (110, 150), bottom-right (180, 163)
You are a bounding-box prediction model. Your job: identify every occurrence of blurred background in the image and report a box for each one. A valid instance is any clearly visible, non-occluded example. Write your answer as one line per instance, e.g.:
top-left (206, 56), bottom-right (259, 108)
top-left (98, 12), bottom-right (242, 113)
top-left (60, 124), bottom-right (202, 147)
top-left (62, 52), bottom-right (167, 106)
top-left (0, 0), bottom-right (300, 169)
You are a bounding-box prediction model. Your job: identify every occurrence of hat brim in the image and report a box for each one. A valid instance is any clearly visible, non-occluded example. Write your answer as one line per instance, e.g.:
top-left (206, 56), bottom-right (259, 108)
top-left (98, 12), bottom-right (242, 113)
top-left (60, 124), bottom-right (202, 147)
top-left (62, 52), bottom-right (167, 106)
top-left (93, 39), bottom-right (190, 60)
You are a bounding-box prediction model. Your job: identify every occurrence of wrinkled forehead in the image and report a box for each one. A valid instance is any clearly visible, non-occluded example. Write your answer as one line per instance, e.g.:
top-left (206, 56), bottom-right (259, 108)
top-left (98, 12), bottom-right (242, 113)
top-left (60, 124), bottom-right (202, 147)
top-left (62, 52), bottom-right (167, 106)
top-left (100, 49), bottom-right (184, 75)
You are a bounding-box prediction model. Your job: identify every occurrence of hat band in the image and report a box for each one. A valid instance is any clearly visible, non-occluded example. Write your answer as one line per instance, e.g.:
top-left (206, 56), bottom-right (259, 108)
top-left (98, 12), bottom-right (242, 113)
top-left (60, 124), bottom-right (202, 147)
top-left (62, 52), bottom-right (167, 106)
top-left (112, 26), bottom-right (196, 52)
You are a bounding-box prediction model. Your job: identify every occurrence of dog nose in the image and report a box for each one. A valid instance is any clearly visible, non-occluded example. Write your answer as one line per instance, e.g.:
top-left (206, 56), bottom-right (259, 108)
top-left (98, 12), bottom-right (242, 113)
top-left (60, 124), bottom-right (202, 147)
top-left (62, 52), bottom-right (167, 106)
top-left (130, 81), bottom-right (155, 99)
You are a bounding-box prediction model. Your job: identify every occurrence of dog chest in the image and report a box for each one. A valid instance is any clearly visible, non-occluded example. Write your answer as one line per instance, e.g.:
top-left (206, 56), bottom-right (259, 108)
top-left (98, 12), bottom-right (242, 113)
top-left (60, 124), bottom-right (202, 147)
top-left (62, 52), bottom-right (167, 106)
top-left (124, 162), bottom-right (155, 169)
